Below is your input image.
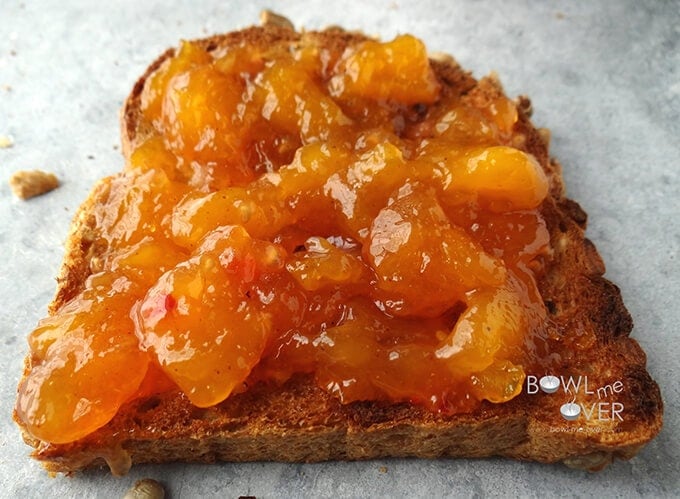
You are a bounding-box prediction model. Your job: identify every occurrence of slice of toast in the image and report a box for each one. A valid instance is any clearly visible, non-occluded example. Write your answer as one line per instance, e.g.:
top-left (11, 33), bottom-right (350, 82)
top-left (15, 21), bottom-right (662, 475)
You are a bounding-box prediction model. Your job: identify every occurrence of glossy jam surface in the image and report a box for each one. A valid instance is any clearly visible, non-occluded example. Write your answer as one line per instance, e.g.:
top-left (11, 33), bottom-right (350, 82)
top-left (17, 33), bottom-right (552, 444)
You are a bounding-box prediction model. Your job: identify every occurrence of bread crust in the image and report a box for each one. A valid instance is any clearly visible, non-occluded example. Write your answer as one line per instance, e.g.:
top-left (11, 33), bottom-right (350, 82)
top-left (16, 24), bottom-right (662, 474)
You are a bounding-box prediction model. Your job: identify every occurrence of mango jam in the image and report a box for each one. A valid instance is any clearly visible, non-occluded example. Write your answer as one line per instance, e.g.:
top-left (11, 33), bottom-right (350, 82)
top-left (16, 33), bottom-right (551, 444)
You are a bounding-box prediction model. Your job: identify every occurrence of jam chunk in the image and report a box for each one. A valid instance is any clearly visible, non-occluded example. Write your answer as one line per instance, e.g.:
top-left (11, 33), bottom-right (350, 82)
top-left (254, 57), bottom-right (353, 142)
top-left (323, 141), bottom-right (409, 239)
top-left (286, 236), bottom-right (367, 291)
top-left (141, 41), bottom-right (212, 126)
top-left (330, 34), bottom-right (440, 104)
top-left (366, 183), bottom-right (505, 316)
top-left (170, 187), bottom-right (286, 249)
top-left (134, 226), bottom-right (284, 407)
top-left (419, 144), bottom-right (549, 210)
top-left (313, 299), bottom-right (476, 412)
top-left (16, 274), bottom-right (148, 444)
top-left (162, 66), bottom-right (249, 178)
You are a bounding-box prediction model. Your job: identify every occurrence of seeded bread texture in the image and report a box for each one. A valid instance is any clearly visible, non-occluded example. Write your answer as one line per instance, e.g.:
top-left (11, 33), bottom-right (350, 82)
top-left (15, 23), bottom-right (662, 475)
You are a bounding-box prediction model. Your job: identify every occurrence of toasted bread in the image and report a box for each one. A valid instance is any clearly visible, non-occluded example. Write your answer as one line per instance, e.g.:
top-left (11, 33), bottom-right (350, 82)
top-left (15, 21), bottom-right (662, 475)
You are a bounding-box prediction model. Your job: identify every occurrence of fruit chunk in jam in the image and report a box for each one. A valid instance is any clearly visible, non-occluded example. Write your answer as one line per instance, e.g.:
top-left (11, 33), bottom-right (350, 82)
top-left (330, 34), bottom-right (440, 104)
top-left (134, 226), bottom-right (283, 407)
top-left (16, 274), bottom-right (149, 444)
top-left (17, 32), bottom-right (552, 443)
top-left (366, 182), bottom-right (506, 317)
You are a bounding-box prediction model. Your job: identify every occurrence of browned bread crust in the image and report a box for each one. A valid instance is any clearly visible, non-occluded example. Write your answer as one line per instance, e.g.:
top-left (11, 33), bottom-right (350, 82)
top-left (16, 24), bottom-right (662, 475)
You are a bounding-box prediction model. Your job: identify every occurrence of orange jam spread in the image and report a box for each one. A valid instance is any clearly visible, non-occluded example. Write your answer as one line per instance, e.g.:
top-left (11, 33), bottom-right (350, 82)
top-left (16, 33), bottom-right (552, 444)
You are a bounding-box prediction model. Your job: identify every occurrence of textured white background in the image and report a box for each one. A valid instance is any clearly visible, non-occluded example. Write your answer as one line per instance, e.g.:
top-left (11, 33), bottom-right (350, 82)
top-left (1, 0), bottom-right (678, 496)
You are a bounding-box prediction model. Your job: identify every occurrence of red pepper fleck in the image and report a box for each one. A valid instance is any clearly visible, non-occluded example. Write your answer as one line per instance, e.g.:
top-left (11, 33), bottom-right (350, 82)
top-left (165, 294), bottom-right (177, 312)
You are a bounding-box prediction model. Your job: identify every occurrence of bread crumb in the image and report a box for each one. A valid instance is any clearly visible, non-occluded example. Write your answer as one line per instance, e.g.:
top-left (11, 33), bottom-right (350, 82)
top-left (123, 478), bottom-right (165, 499)
top-left (9, 169), bottom-right (60, 200)
top-left (379, 466), bottom-right (388, 473)
top-left (259, 10), bottom-right (294, 30)
top-left (0, 135), bottom-right (13, 148)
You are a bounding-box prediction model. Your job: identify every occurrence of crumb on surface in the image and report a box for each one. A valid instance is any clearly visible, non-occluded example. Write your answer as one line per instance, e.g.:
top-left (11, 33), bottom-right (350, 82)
top-left (0, 135), bottom-right (13, 148)
top-left (379, 465), bottom-right (388, 473)
top-left (9, 169), bottom-right (60, 200)
top-left (123, 478), bottom-right (165, 499)
top-left (259, 10), bottom-right (294, 30)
